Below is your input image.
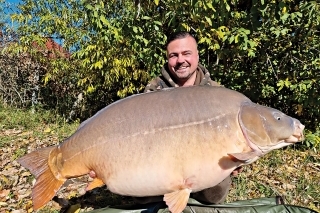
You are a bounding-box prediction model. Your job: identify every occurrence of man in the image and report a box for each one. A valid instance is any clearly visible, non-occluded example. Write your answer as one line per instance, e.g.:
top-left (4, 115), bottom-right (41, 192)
top-left (137, 31), bottom-right (235, 205)
top-left (144, 31), bottom-right (220, 92)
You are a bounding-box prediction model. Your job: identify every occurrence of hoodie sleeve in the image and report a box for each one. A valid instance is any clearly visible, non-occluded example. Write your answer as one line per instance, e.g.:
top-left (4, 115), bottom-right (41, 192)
top-left (144, 77), bottom-right (164, 92)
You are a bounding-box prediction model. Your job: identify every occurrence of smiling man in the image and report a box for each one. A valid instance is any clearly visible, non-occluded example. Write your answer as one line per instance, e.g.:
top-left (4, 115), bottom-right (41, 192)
top-left (141, 32), bottom-right (235, 205)
top-left (144, 31), bottom-right (220, 91)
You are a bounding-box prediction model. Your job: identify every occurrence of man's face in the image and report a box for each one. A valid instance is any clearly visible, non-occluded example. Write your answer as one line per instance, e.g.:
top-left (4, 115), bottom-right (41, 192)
top-left (166, 36), bottom-right (199, 80)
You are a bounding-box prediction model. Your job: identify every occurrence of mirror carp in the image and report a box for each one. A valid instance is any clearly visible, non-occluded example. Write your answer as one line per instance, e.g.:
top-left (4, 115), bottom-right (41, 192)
top-left (18, 86), bottom-right (304, 213)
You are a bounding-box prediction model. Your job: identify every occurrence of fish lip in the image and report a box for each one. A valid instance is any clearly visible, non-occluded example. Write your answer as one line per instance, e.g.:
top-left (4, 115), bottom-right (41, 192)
top-left (291, 121), bottom-right (305, 142)
top-left (284, 133), bottom-right (304, 143)
top-left (295, 134), bottom-right (304, 141)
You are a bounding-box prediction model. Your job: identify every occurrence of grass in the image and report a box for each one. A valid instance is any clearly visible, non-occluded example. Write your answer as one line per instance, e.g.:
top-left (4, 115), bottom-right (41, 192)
top-left (0, 105), bottom-right (319, 212)
top-left (227, 148), bottom-right (320, 211)
top-left (0, 105), bottom-right (79, 149)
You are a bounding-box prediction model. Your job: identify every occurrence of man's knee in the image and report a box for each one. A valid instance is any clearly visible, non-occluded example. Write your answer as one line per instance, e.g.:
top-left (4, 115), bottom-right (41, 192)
top-left (132, 195), bottom-right (163, 204)
top-left (191, 176), bottom-right (232, 204)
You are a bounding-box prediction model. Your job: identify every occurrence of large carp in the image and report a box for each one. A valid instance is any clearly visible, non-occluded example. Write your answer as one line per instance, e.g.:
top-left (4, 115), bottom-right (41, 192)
top-left (18, 86), bottom-right (304, 213)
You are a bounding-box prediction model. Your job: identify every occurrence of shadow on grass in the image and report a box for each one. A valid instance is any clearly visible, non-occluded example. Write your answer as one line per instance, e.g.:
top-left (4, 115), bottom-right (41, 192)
top-left (53, 186), bottom-right (136, 212)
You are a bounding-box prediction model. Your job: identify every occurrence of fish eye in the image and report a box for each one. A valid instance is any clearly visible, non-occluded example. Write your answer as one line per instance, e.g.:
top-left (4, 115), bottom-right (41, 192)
top-left (273, 112), bottom-right (282, 121)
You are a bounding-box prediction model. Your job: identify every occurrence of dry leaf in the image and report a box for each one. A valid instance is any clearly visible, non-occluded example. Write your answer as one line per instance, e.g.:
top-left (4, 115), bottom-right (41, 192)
top-left (0, 190), bottom-right (10, 198)
top-left (0, 201), bottom-right (8, 207)
top-left (66, 203), bottom-right (81, 213)
top-left (20, 172), bottom-right (31, 177)
top-left (17, 131), bottom-right (33, 136)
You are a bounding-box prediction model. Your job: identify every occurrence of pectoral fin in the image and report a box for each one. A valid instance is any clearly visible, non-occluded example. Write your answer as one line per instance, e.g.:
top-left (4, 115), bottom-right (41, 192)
top-left (228, 151), bottom-right (260, 163)
top-left (164, 188), bottom-right (191, 213)
top-left (86, 178), bottom-right (105, 191)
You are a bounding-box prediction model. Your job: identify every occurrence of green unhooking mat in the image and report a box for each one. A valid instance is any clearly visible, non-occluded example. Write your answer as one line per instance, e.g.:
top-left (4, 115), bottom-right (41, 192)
top-left (87, 197), bottom-right (318, 213)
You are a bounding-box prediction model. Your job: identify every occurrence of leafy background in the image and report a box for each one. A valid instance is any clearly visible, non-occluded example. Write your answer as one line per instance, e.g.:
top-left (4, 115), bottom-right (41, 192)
top-left (1, 0), bottom-right (319, 146)
top-left (0, 0), bottom-right (319, 212)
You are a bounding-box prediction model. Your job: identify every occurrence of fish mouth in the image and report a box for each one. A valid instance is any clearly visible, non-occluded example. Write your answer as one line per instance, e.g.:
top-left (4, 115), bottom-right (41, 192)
top-left (285, 122), bottom-right (305, 143)
top-left (285, 133), bottom-right (304, 143)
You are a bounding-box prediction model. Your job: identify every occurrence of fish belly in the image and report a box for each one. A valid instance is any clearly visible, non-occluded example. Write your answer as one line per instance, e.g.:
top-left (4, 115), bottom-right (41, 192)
top-left (106, 158), bottom-right (238, 196)
top-left (92, 125), bottom-right (244, 196)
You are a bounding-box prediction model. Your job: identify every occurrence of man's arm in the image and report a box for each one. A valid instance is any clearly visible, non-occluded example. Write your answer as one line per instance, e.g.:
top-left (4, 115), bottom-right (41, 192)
top-left (208, 79), bottom-right (222, 87)
top-left (144, 77), bottom-right (167, 93)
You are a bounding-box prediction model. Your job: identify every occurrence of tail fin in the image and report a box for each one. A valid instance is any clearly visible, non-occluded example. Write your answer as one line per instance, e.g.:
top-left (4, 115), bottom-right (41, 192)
top-left (18, 146), bottom-right (65, 210)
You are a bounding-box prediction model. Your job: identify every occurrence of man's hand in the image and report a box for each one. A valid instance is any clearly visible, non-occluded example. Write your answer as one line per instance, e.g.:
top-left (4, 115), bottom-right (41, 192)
top-left (231, 166), bottom-right (243, 176)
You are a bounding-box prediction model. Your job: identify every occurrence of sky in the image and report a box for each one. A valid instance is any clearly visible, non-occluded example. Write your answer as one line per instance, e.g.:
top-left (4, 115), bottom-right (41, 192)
top-left (2, 0), bottom-right (64, 45)
top-left (1, 0), bottom-right (20, 30)
top-left (3, 0), bottom-right (22, 16)
top-left (6, 0), bottom-right (21, 5)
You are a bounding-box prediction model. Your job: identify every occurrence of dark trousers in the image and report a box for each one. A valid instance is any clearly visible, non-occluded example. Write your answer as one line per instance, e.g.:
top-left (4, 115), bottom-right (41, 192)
top-left (132, 176), bottom-right (232, 204)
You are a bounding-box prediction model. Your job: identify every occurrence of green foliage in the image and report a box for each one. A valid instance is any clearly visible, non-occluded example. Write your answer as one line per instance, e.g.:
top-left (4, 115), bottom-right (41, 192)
top-left (209, 1), bottom-right (320, 149)
top-left (76, 0), bottom-right (151, 97)
top-left (2, 0), bottom-right (320, 149)
top-left (0, 103), bottom-right (67, 130)
top-left (0, 104), bottom-right (79, 147)
top-left (304, 130), bottom-right (320, 152)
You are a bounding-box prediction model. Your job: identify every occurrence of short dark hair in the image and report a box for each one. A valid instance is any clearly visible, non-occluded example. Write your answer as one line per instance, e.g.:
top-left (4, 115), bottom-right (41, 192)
top-left (165, 31), bottom-right (198, 49)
